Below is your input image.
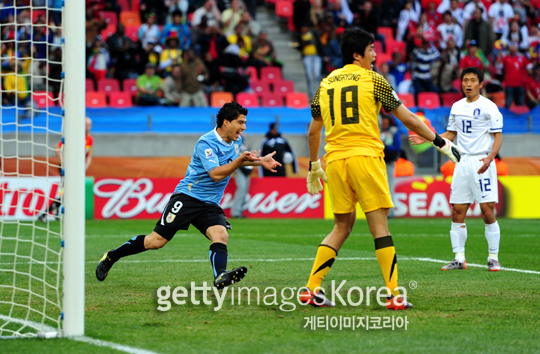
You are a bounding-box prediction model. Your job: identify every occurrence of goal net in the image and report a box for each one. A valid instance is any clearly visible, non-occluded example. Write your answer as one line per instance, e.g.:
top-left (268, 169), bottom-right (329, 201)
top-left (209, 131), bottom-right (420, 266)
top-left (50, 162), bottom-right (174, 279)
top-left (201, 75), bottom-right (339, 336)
top-left (0, 2), bottom-right (66, 338)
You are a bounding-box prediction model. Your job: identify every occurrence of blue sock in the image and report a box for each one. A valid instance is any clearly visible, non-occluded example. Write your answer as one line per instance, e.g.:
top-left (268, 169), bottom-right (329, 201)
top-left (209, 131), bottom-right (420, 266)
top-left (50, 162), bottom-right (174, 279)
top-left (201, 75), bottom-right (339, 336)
top-left (209, 243), bottom-right (228, 278)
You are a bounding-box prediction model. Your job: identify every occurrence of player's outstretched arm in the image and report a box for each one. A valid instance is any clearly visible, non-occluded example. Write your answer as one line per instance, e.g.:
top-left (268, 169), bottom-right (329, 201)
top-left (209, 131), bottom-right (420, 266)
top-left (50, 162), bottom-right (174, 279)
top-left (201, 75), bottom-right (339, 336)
top-left (209, 151), bottom-right (260, 182)
top-left (409, 131), bottom-right (457, 145)
top-left (392, 105), bottom-right (461, 163)
top-left (306, 117), bottom-right (327, 195)
top-left (242, 151), bottom-right (282, 172)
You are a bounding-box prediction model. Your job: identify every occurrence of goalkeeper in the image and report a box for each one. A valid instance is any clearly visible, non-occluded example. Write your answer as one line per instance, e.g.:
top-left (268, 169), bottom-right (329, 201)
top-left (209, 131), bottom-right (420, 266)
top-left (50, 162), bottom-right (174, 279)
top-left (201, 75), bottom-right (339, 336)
top-left (300, 28), bottom-right (461, 310)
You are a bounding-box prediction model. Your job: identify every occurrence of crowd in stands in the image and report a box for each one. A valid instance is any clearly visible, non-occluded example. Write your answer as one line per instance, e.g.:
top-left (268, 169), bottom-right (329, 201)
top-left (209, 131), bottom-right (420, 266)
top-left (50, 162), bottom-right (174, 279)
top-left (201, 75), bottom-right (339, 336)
top-left (291, 0), bottom-right (540, 111)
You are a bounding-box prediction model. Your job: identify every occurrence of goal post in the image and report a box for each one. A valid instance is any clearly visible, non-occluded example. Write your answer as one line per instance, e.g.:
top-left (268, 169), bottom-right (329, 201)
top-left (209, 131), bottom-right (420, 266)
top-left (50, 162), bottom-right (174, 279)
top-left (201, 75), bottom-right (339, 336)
top-left (63, 0), bottom-right (86, 338)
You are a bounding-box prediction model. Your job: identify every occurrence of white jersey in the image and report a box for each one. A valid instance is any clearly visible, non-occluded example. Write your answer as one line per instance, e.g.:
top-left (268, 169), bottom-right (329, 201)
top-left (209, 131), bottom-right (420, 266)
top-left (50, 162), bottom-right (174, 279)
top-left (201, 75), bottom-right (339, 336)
top-left (447, 95), bottom-right (503, 155)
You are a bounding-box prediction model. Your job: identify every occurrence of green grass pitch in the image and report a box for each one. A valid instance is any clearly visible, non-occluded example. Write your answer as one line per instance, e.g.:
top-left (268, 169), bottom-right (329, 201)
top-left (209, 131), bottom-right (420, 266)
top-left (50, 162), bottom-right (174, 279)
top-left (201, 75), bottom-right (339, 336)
top-left (2, 218), bottom-right (540, 354)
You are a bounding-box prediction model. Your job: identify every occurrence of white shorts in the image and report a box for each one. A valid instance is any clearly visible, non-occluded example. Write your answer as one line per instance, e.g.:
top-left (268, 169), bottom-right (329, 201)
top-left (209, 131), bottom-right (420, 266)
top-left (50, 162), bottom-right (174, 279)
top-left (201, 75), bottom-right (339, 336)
top-left (450, 153), bottom-right (498, 204)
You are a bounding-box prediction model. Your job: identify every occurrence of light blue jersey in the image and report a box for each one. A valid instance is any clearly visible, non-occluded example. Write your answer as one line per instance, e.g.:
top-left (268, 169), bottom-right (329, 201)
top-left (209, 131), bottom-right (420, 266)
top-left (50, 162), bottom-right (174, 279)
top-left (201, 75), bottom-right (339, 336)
top-left (175, 129), bottom-right (242, 206)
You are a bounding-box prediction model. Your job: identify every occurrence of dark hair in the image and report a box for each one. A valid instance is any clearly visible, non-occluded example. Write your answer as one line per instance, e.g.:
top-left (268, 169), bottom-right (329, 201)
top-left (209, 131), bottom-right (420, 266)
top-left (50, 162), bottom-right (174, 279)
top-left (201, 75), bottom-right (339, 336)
top-left (340, 28), bottom-right (374, 65)
top-left (461, 66), bottom-right (484, 83)
top-left (216, 102), bottom-right (248, 128)
top-left (475, 6), bottom-right (484, 14)
top-left (172, 10), bottom-right (182, 18)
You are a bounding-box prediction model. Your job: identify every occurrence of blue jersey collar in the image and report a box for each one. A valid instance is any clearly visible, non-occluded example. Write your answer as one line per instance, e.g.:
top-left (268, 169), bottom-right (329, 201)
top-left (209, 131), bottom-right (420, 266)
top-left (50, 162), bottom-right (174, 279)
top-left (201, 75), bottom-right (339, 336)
top-left (213, 128), bottom-right (234, 146)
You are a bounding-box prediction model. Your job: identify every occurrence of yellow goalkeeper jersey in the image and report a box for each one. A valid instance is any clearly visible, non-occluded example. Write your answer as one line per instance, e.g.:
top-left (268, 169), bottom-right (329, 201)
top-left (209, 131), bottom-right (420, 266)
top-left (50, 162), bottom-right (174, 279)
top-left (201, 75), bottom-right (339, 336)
top-left (311, 64), bottom-right (402, 163)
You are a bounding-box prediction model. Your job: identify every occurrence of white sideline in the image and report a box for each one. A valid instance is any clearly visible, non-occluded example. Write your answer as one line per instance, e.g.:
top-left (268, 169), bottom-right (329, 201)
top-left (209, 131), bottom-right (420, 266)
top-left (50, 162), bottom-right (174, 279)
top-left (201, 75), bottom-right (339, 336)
top-left (71, 336), bottom-right (160, 354)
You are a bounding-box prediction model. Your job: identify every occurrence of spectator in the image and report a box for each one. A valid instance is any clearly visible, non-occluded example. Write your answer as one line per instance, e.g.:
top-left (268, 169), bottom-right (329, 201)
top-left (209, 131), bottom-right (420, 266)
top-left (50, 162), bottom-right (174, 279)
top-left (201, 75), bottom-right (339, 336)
top-left (502, 41), bottom-right (531, 107)
top-left (2, 63), bottom-right (32, 118)
top-left (138, 40), bottom-right (161, 74)
top-left (437, 0), bottom-right (464, 26)
top-left (192, 0), bottom-right (221, 27)
top-left (488, 0), bottom-right (514, 39)
top-left (459, 39), bottom-right (483, 71)
top-left (330, 0), bottom-right (354, 27)
top-left (239, 11), bottom-right (261, 39)
top-left (437, 10), bottom-right (463, 49)
top-left (221, 0), bottom-right (243, 36)
top-left (87, 39), bottom-right (109, 82)
top-left (358, 1), bottom-right (385, 51)
top-left (163, 64), bottom-right (182, 105)
top-left (107, 23), bottom-right (138, 83)
top-left (310, 0), bottom-right (325, 28)
top-left (425, 1), bottom-right (443, 29)
top-left (380, 0), bottom-right (402, 29)
top-left (85, 8), bottom-right (106, 49)
top-left (411, 39), bottom-right (440, 95)
top-left (179, 49), bottom-right (209, 107)
top-left (250, 30), bottom-right (282, 72)
top-left (295, 22), bottom-right (325, 99)
top-left (378, 62), bottom-right (397, 89)
top-left (161, 10), bottom-right (191, 50)
top-left (416, 12), bottom-right (438, 42)
top-left (436, 38), bottom-right (460, 93)
top-left (526, 64), bottom-right (540, 108)
top-left (380, 114), bottom-right (401, 218)
top-left (397, 0), bottom-right (419, 41)
top-left (198, 25), bottom-right (229, 88)
top-left (293, 0), bottom-right (311, 33)
top-left (463, 0), bottom-right (488, 26)
top-left (326, 27), bottom-right (343, 69)
top-left (260, 123), bottom-right (297, 177)
top-left (159, 35), bottom-right (183, 75)
top-left (464, 7), bottom-right (494, 57)
top-left (227, 24), bottom-right (252, 60)
top-left (139, 13), bottom-right (161, 49)
top-left (389, 52), bottom-right (411, 93)
top-left (139, 0), bottom-right (168, 25)
top-left (136, 63), bottom-right (163, 106)
top-left (504, 19), bottom-right (529, 51)
top-left (221, 44), bottom-right (249, 95)
top-left (30, 50), bottom-right (47, 91)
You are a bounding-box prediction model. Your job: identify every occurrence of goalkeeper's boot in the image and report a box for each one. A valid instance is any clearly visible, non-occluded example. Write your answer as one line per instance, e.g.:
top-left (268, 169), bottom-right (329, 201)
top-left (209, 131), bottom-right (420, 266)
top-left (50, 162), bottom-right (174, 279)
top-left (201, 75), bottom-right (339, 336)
top-left (299, 289), bottom-right (336, 307)
top-left (386, 295), bottom-right (413, 310)
top-left (441, 259), bottom-right (467, 270)
top-left (214, 266), bottom-right (248, 290)
top-left (487, 259), bottom-right (501, 272)
top-left (96, 250), bottom-right (116, 282)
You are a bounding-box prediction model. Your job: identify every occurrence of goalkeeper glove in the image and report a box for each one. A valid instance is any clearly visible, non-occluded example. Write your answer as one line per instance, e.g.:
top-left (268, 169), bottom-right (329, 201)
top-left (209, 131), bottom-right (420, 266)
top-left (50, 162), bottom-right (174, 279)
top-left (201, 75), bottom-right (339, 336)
top-left (431, 134), bottom-right (461, 163)
top-left (307, 159), bottom-right (328, 195)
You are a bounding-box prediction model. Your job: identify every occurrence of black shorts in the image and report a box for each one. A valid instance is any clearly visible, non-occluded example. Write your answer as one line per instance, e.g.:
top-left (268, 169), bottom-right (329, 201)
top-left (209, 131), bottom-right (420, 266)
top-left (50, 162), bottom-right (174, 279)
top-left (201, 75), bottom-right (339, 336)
top-left (153, 193), bottom-right (231, 241)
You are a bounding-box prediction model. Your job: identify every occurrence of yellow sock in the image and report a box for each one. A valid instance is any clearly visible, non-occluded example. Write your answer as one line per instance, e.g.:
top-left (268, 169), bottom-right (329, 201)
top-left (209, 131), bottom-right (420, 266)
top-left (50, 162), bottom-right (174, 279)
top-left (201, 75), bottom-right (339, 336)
top-left (306, 244), bottom-right (337, 291)
top-left (374, 236), bottom-right (400, 297)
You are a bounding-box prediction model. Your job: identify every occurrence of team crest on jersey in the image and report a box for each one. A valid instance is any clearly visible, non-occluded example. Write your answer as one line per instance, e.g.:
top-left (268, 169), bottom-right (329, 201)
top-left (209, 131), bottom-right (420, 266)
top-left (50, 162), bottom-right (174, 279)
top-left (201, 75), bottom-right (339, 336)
top-left (166, 212), bottom-right (176, 223)
top-left (473, 108), bottom-right (481, 119)
top-left (235, 144), bottom-right (239, 154)
top-left (205, 148), bottom-right (213, 158)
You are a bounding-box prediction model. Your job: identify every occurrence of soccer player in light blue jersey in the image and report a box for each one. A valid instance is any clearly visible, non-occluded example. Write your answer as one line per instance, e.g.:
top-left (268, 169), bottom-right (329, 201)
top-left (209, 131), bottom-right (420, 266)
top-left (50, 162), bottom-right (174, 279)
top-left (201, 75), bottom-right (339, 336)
top-left (96, 102), bottom-right (281, 288)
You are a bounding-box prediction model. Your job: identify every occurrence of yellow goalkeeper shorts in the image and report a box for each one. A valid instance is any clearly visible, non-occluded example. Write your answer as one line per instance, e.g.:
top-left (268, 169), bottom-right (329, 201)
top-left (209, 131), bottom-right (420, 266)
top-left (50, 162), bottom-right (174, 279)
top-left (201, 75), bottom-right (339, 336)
top-left (326, 155), bottom-right (394, 214)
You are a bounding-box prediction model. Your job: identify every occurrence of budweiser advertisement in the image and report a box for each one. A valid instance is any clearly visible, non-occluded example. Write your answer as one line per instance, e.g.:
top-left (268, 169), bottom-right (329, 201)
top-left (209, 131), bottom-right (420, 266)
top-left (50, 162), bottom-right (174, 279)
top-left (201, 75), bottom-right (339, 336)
top-left (0, 177), bottom-right (61, 220)
top-left (93, 178), bottom-right (324, 219)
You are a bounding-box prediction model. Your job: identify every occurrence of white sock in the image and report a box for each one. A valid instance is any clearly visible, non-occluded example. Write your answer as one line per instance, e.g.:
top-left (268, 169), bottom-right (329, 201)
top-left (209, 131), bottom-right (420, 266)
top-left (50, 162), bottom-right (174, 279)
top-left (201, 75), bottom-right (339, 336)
top-left (485, 221), bottom-right (500, 261)
top-left (450, 222), bottom-right (467, 262)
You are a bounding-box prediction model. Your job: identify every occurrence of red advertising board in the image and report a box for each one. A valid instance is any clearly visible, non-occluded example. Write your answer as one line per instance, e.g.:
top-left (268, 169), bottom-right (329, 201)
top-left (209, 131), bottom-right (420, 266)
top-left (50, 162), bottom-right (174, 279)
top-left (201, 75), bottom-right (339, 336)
top-left (93, 178), bottom-right (324, 219)
top-left (0, 177), bottom-right (60, 220)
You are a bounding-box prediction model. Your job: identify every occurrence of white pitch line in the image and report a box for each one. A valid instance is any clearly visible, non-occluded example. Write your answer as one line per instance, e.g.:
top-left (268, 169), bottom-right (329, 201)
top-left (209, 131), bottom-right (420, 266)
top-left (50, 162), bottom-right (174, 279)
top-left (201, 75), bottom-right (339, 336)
top-left (71, 336), bottom-right (160, 354)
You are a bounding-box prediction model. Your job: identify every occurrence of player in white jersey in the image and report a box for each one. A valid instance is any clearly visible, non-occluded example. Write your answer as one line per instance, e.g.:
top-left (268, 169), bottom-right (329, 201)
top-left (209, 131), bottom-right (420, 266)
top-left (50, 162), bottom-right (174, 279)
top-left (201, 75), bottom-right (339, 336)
top-left (410, 67), bottom-right (503, 271)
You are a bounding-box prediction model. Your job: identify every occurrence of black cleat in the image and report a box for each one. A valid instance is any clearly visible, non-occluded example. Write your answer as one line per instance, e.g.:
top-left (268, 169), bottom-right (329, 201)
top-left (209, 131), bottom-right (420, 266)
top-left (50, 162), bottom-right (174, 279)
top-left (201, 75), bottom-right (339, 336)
top-left (214, 266), bottom-right (248, 290)
top-left (96, 250), bottom-right (115, 282)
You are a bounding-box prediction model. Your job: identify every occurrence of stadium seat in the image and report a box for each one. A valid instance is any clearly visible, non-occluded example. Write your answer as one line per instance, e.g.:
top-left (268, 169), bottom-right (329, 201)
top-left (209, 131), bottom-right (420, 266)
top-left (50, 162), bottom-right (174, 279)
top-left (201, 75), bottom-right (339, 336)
top-left (86, 92), bottom-right (108, 108)
top-left (374, 40), bottom-right (384, 54)
top-left (100, 11), bottom-right (117, 26)
top-left (385, 40), bottom-right (406, 58)
top-left (452, 78), bottom-right (461, 91)
top-left (251, 81), bottom-right (271, 96)
top-left (125, 26), bottom-right (140, 42)
top-left (98, 78), bottom-right (120, 93)
top-left (109, 92), bottom-right (133, 108)
top-left (31, 10), bottom-right (46, 23)
top-left (417, 92), bottom-right (441, 109)
top-left (260, 67), bottom-right (282, 82)
top-left (275, 1), bottom-right (293, 18)
top-left (273, 80), bottom-right (295, 96)
top-left (398, 93), bottom-right (415, 107)
top-left (122, 78), bottom-right (138, 96)
top-left (261, 93), bottom-right (284, 107)
top-left (509, 105), bottom-right (530, 114)
top-left (441, 92), bottom-right (463, 107)
top-left (236, 93), bottom-right (260, 107)
top-left (378, 27), bottom-right (394, 42)
top-left (285, 92), bottom-right (309, 108)
top-left (491, 92), bottom-right (505, 107)
top-left (246, 66), bottom-right (259, 81)
top-left (117, 0), bottom-right (130, 11)
top-left (287, 16), bottom-right (295, 32)
top-left (101, 24), bottom-right (117, 41)
top-left (32, 91), bottom-right (55, 109)
top-left (120, 11), bottom-right (141, 27)
top-left (211, 91), bottom-right (234, 107)
top-left (86, 78), bottom-right (95, 92)
top-left (130, 0), bottom-right (139, 12)
top-left (375, 53), bottom-right (392, 66)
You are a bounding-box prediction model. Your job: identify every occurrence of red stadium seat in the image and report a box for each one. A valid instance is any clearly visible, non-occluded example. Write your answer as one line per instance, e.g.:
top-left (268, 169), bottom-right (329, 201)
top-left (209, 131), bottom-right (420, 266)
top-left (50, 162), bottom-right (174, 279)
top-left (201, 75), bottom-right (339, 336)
top-left (98, 78), bottom-right (120, 93)
top-left (118, 0), bottom-right (130, 11)
top-left (288, 16), bottom-right (295, 32)
top-left (261, 93), bottom-right (284, 107)
top-left (417, 92), bottom-right (441, 109)
top-left (211, 91), bottom-right (234, 107)
top-left (398, 93), bottom-right (415, 107)
top-left (285, 92), bottom-right (309, 108)
top-left (101, 24), bottom-right (117, 41)
top-left (130, 0), bottom-right (139, 12)
top-left (441, 92), bottom-right (463, 107)
top-left (509, 105), bottom-right (530, 114)
top-left (122, 78), bottom-right (138, 96)
top-left (120, 11), bottom-right (141, 27)
top-left (251, 81), bottom-right (271, 96)
top-left (374, 40), bottom-right (384, 54)
top-left (273, 80), bottom-right (295, 96)
top-left (86, 78), bottom-right (95, 92)
top-left (375, 53), bottom-right (392, 66)
top-left (100, 11), bottom-right (117, 26)
top-left (491, 92), bottom-right (505, 107)
top-left (452, 78), bottom-right (461, 91)
top-left (385, 40), bottom-right (406, 58)
top-left (260, 67), bottom-right (282, 82)
top-left (108, 92), bottom-right (133, 107)
top-left (236, 93), bottom-right (260, 107)
top-left (31, 10), bottom-right (46, 23)
top-left (275, 1), bottom-right (293, 18)
top-left (86, 92), bottom-right (107, 108)
top-left (32, 91), bottom-right (54, 108)
top-left (246, 66), bottom-right (259, 81)
top-left (378, 27), bottom-right (394, 42)
top-left (125, 26), bottom-right (140, 42)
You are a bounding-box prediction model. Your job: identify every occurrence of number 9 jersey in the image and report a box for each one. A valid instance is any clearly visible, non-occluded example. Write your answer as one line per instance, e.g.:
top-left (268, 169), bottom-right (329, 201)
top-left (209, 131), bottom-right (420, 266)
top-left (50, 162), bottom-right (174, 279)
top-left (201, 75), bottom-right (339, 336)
top-left (311, 64), bottom-right (402, 164)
